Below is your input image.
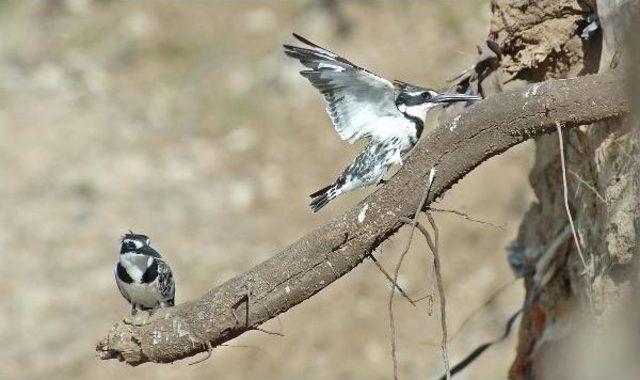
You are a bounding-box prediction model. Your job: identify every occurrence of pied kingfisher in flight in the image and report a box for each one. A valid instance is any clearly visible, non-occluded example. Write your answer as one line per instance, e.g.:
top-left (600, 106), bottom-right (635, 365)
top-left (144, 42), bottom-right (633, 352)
top-left (284, 33), bottom-right (480, 212)
top-left (115, 232), bottom-right (175, 321)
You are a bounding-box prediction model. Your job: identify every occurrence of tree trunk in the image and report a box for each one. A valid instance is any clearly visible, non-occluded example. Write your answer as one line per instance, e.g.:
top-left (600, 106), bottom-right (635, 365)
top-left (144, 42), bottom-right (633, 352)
top-left (462, 1), bottom-right (640, 378)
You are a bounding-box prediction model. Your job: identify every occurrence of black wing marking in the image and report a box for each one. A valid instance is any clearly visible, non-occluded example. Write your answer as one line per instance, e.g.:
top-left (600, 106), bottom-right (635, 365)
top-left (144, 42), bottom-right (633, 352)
top-left (141, 259), bottom-right (158, 283)
top-left (114, 264), bottom-right (132, 304)
top-left (157, 259), bottom-right (175, 304)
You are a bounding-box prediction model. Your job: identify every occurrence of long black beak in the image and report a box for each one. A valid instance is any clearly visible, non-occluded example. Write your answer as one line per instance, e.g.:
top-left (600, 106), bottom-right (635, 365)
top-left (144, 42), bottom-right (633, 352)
top-left (433, 92), bottom-right (481, 104)
top-left (138, 245), bottom-right (162, 258)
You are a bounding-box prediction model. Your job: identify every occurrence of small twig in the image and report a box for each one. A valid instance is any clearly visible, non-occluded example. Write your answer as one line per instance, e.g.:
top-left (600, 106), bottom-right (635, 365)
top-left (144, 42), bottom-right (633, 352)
top-left (261, 302), bottom-right (285, 337)
top-left (446, 222), bottom-right (563, 376)
top-left (388, 289), bottom-right (400, 380)
top-left (533, 224), bottom-right (572, 288)
top-left (274, 311), bottom-right (284, 337)
top-left (439, 224), bottom-right (571, 380)
top-left (220, 344), bottom-right (266, 353)
top-left (253, 327), bottom-right (285, 337)
top-left (419, 278), bottom-right (518, 347)
top-left (568, 170), bottom-right (607, 205)
top-left (189, 341), bottom-right (213, 366)
top-left (398, 215), bottom-right (450, 379)
top-left (448, 278), bottom-right (517, 342)
top-left (411, 293), bottom-right (433, 303)
top-left (556, 123), bottom-right (598, 320)
top-left (388, 167), bottom-right (437, 380)
top-left (425, 212), bottom-right (450, 380)
top-left (438, 307), bottom-right (523, 380)
top-left (231, 289), bottom-right (250, 328)
top-left (189, 342), bottom-right (268, 366)
top-left (368, 253), bottom-right (416, 306)
top-left (428, 207), bottom-right (506, 231)
top-left (232, 286), bottom-right (285, 337)
top-left (556, 122), bottom-right (589, 272)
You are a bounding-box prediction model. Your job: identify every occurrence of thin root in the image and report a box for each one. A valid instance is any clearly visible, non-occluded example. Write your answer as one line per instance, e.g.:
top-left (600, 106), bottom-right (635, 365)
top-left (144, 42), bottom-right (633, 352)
top-left (388, 167), bottom-right (437, 380)
top-left (189, 341), bottom-right (213, 366)
top-left (252, 327), bottom-right (284, 337)
top-left (428, 207), bottom-right (506, 231)
top-left (368, 253), bottom-right (416, 306)
top-left (399, 214), bottom-right (451, 379)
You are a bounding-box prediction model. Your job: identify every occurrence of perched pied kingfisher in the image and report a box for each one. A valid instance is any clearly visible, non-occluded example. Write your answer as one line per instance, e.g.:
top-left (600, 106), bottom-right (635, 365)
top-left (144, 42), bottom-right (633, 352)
top-left (115, 232), bottom-right (175, 320)
top-left (284, 33), bottom-right (481, 212)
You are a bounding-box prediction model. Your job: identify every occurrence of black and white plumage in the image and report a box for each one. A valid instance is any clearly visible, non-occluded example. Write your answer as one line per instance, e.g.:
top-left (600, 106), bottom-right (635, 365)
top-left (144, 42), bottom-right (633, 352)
top-left (284, 33), bottom-right (481, 212)
top-left (115, 232), bottom-right (175, 316)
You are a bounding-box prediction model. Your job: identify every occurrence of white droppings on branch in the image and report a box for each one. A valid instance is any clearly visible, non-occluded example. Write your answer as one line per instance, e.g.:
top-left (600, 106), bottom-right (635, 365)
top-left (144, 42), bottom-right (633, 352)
top-left (152, 329), bottom-right (161, 345)
top-left (358, 203), bottom-right (369, 223)
top-left (428, 167), bottom-right (437, 188)
top-left (173, 320), bottom-right (191, 339)
top-left (449, 115), bottom-right (461, 132)
top-left (524, 83), bottom-right (542, 97)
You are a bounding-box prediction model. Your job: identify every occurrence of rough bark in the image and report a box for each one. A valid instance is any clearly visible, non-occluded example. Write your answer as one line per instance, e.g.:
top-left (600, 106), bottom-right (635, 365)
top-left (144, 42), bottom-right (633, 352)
top-left (467, 1), bottom-right (640, 378)
top-left (96, 71), bottom-right (628, 366)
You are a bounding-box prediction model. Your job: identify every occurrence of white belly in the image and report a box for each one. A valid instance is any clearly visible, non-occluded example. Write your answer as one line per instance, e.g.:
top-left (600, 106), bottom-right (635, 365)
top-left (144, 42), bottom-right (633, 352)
top-left (371, 115), bottom-right (418, 144)
top-left (118, 278), bottom-right (163, 308)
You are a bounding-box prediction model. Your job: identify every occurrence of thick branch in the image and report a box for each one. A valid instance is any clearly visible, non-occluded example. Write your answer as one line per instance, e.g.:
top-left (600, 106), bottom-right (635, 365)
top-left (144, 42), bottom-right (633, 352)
top-left (97, 70), bottom-right (627, 365)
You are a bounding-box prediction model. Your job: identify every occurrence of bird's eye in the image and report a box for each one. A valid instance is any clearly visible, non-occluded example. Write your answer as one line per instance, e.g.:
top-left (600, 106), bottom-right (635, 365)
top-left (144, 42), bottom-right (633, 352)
top-left (421, 92), bottom-right (431, 100)
top-left (123, 241), bottom-right (136, 250)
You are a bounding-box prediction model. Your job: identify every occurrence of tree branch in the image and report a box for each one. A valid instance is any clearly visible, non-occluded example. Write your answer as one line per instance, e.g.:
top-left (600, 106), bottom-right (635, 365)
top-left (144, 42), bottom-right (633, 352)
top-left (96, 70), bottom-right (627, 366)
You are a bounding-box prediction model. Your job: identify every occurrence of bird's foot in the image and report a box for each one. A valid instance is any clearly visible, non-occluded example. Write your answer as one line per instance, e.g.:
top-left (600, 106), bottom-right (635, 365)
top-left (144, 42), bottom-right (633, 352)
top-left (123, 311), bottom-right (151, 326)
top-left (377, 178), bottom-right (388, 186)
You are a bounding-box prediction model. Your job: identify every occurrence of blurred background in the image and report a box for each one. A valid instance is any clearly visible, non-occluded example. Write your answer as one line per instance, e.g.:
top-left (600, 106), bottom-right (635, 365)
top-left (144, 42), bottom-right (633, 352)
top-left (0, 1), bottom-right (534, 379)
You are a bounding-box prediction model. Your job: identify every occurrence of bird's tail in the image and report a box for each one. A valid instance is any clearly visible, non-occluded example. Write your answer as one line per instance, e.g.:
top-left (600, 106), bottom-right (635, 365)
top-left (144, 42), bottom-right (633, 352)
top-left (309, 183), bottom-right (341, 213)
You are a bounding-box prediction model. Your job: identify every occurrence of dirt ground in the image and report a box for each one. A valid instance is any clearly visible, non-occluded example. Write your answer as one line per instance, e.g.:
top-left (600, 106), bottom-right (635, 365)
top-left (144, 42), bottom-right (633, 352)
top-left (0, 1), bottom-right (534, 379)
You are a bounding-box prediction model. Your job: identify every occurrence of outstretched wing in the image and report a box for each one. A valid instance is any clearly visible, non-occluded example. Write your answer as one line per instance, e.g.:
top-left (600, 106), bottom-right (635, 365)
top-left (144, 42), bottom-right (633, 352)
top-left (284, 33), bottom-right (402, 144)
